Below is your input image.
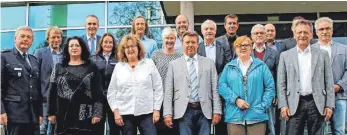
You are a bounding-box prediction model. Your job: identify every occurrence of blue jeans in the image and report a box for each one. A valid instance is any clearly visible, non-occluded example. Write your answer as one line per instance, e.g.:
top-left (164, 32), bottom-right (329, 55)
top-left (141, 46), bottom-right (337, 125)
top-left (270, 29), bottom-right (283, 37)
top-left (121, 113), bottom-right (157, 135)
top-left (331, 100), bottom-right (347, 135)
top-left (40, 103), bottom-right (54, 135)
top-left (178, 107), bottom-right (211, 135)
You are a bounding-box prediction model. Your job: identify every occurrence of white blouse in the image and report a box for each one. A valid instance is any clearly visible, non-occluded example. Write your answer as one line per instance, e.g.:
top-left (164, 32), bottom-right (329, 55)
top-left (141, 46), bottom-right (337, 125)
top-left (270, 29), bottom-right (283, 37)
top-left (107, 59), bottom-right (163, 116)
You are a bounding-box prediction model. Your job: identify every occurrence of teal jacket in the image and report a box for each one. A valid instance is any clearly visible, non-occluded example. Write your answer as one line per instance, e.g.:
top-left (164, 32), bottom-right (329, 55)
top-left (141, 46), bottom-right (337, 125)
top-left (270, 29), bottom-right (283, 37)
top-left (218, 58), bottom-right (275, 123)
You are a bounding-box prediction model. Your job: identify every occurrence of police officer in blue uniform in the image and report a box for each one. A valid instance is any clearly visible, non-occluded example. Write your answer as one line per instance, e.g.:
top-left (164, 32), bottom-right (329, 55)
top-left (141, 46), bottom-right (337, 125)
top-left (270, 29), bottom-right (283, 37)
top-left (1, 26), bottom-right (43, 135)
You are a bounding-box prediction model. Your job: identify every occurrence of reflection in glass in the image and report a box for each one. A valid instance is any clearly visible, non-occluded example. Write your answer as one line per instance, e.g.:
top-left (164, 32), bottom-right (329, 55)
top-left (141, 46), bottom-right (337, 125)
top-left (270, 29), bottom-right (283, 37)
top-left (1, 32), bottom-right (15, 50)
top-left (108, 27), bottom-right (164, 49)
top-left (29, 3), bottom-right (105, 28)
top-left (31, 31), bottom-right (46, 53)
top-left (108, 2), bottom-right (164, 26)
top-left (1, 6), bottom-right (26, 30)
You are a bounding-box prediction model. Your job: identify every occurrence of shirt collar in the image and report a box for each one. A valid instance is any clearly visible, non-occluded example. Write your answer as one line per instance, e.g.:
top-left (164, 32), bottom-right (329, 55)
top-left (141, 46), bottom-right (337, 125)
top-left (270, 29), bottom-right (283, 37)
top-left (184, 53), bottom-right (198, 62)
top-left (253, 43), bottom-right (266, 49)
top-left (49, 46), bottom-right (62, 54)
top-left (237, 57), bottom-right (253, 66)
top-left (318, 40), bottom-right (333, 47)
top-left (297, 45), bottom-right (311, 54)
top-left (204, 40), bottom-right (216, 47)
top-left (86, 34), bottom-right (96, 40)
top-left (103, 52), bottom-right (111, 57)
top-left (15, 46), bottom-right (25, 55)
top-left (140, 35), bottom-right (148, 41)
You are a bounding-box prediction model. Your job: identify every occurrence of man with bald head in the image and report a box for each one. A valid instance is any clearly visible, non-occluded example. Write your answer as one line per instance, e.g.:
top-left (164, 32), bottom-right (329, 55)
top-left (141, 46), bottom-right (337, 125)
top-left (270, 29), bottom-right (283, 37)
top-left (174, 14), bottom-right (203, 53)
top-left (265, 23), bottom-right (281, 51)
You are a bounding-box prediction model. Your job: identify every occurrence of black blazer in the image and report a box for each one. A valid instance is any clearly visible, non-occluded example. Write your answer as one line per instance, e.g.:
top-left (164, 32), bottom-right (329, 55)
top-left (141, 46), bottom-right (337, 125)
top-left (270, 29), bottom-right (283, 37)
top-left (1, 48), bottom-right (43, 123)
top-left (197, 40), bottom-right (232, 75)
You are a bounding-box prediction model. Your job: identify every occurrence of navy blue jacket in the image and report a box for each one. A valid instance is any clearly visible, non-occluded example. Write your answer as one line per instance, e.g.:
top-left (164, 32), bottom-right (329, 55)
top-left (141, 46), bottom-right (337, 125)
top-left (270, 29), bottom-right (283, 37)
top-left (33, 47), bottom-right (61, 101)
top-left (81, 34), bottom-right (101, 55)
top-left (90, 53), bottom-right (117, 95)
top-left (1, 48), bottom-right (43, 123)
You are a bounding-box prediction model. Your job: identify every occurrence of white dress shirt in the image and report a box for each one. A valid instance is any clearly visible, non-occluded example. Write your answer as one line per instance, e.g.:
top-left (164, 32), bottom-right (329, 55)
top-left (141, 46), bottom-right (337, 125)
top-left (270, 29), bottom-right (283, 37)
top-left (319, 41), bottom-right (332, 59)
top-left (297, 45), bottom-right (313, 96)
top-left (253, 43), bottom-right (266, 53)
top-left (107, 59), bottom-right (163, 116)
top-left (184, 54), bottom-right (199, 77)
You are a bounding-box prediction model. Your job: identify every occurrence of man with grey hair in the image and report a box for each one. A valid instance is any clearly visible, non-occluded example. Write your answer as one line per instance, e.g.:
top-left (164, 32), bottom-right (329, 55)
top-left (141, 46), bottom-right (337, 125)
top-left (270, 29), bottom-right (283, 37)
top-left (197, 19), bottom-right (232, 135)
top-left (34, 26), bottom-right (63, 135)
top-left (198, 19), bottom-right (232, 74)
top-left (279, 16), bottom-right (318, 53)
top-left (81, 15), bottom-right (101, 55)
top-left (250, 24), bottom-right (279, 135)
top-left (312, 17), bottom-right (347, 135)
top-left (278, 19), bottom-right (334, 135)
top-left (1, 26), bottom-right (43, 135)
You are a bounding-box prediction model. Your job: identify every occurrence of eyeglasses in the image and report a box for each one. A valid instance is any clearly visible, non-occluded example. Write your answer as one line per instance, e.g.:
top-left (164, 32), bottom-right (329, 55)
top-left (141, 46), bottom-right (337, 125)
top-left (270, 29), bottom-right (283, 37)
top-left (236, 44), bottom-right (251, 49)
top-left (318, 27), bottom-right (332, 32)
top-left (252, 32), bottom-right (265, 35)
top-left (124, 45), bottom-right (137, 49)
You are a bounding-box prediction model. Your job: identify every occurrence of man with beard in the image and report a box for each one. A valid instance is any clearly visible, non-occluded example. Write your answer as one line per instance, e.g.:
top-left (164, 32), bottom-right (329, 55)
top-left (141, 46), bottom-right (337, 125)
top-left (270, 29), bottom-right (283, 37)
top-left (216, 14), bottom-right (239, 60)
top-left (131, 16), bottom-right (158, 58)
top-left (312, 17), bottom-right (347, 135)
top-left (1, 26), bottom-right (43, 135)
top-left (279, 16), bottom-right (318, 53)
top-left (81, 15), bottom-right (101, 55)
top-left (250, 24), bottom-right (280, 135)
top-left (265, 23), bottom-right (281, 51)
top-left (34, 26), bottom-right (63, 135)
top-left (174, 15), bottom-right (203, 53)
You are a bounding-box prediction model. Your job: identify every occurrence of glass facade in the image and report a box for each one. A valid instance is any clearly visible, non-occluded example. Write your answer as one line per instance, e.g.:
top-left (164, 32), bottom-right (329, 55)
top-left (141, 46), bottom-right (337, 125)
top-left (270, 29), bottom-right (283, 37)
top-left (1, 1), bottom-right (165, 53)
top-left (1, 1), bottom-right (347, 54)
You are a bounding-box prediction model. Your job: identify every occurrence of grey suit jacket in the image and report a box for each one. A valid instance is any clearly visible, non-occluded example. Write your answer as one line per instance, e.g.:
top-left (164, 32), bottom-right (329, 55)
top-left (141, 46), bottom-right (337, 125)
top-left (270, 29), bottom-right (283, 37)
top-left (163, 55), bottom-right (222, 119)
top-left (216, 35), bottom-right (237, 60)
top-left (312, 42), bottom-right (347, 99)
top-left (277, 46), bottom-right (334, 115)
top-left (197, 40), bottom-right (232, 75)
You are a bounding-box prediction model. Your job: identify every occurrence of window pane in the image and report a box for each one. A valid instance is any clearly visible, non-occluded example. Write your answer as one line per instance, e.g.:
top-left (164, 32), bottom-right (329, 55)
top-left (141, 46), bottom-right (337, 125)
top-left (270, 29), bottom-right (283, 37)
top-left (107, 28), bottom-right (131, 44)
top-left (30, 31), bottom-right (46, 54)
top-left (108, 27), bottom-right (164, 49)
top-left (1, 6), bottom-right (26, 30)
top-left (1, 32), bottom-right (15, 50)
top-left (66, 29), bottom-right (105, 37)
top-left (333, 37), bottom-right (347, 45)
top-left (108, 2), bottom-right (164, 26)
top-left (29, 3), bottom-right (105, 28)
top-left (148, 27), bottom-right (163, 49)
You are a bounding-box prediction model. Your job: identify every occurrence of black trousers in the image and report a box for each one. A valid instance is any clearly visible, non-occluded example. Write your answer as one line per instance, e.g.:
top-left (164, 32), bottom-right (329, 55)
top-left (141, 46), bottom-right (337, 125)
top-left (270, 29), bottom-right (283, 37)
top-left (5, 123), bottom-right (40, 135)
top-left (156, 117), bottom-right (179, 135)
top-left (286, 95), bottom-right (324, 135)
top-left (215, 97), bottom-right (227, 135)
top-left (94, 100), bottom-right (121, 135)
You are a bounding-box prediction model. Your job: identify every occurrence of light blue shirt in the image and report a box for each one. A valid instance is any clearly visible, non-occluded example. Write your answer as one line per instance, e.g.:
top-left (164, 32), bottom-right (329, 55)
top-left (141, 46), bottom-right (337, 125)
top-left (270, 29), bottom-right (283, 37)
top-left (141, 36), bottom-right (158, 58)
top-left (174, 34), bottom-right (204, 54)
top-left (204, 41), bottom-right (216, 62)
top-left (50, 47), bottom-right (62, 66)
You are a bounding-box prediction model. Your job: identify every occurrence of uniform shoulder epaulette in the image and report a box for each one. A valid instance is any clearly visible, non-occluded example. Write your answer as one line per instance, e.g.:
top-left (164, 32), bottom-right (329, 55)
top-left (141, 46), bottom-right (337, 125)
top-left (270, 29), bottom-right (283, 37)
top-left (1, 49), bottom-right (11, 53)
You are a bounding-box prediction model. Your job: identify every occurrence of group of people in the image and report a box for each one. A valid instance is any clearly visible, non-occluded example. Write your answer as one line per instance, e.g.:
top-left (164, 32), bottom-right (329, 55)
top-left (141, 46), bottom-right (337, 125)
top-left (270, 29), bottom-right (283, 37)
top-left (0, 13), bottom-right (346, 135)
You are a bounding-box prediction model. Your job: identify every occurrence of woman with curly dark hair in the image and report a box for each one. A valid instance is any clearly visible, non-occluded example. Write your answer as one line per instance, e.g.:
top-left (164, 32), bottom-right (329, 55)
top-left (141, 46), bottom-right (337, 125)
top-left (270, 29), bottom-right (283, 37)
top-left (47, 36), bottom-right (104, 135)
